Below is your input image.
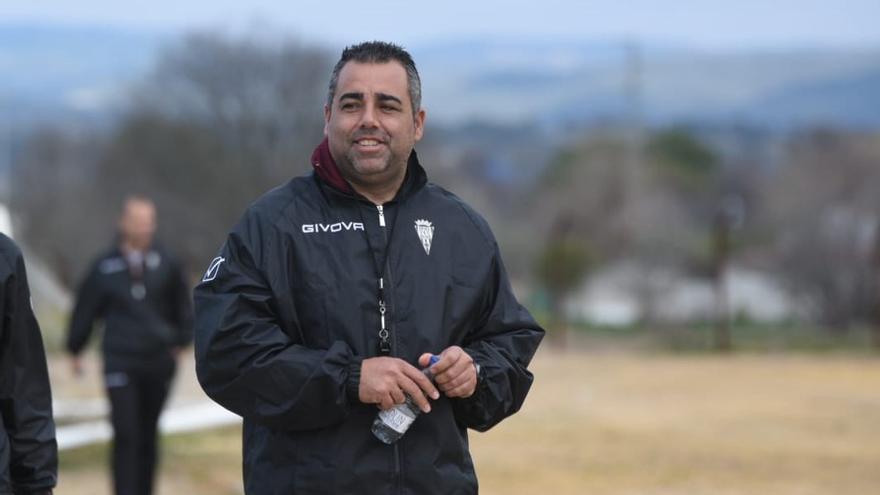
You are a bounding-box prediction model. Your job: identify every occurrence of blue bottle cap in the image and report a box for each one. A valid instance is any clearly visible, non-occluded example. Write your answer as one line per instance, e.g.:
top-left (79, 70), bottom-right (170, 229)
top-left (429, 354), bottom-right (440, 366)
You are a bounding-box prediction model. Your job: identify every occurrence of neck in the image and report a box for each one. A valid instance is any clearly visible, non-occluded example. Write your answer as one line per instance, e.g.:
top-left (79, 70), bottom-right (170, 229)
top-left (348, 170), bottom-right (406, 205)
top-left (120, 240), bottom-right (148, 253)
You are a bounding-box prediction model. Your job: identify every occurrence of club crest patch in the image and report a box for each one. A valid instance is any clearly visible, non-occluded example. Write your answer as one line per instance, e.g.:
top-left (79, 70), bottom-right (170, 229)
top-left (414, 219), bottom-right (434, 255)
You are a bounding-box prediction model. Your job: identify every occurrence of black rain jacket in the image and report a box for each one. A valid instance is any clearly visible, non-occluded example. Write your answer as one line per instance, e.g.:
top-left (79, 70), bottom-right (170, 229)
top-left (0, 234), bottom-right (57, 495)
top-left (194, 149), bottom-right (544, 495)
top-left (66, 243), bottom-right (193, 372)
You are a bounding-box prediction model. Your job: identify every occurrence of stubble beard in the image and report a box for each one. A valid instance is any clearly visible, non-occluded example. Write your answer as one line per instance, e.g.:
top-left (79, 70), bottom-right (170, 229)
top-left (342, 147), bottom-right (407, 189)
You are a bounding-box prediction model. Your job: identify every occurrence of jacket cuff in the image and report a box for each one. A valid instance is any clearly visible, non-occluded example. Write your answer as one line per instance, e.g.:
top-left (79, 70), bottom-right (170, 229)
top-left (462, 348), bottom-right (483, 386)
top-left (346, 357), bottom-right (364, 404)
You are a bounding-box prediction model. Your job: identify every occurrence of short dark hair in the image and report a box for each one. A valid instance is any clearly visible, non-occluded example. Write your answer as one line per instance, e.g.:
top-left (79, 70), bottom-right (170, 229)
top-left (327, 41), bottom-right (421, 116)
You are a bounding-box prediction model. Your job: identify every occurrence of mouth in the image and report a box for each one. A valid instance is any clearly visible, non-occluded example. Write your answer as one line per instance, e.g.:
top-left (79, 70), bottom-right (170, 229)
top-left (353, 137), bottom-right (386, 149)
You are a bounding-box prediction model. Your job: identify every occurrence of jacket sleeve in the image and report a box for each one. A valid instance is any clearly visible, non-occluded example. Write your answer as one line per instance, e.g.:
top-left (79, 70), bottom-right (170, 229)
top-left (0, 247), bottom-right (58, 493)
top-left (453, 243), bottom-right (545, 432)
top-left (65, 263), bottom-right (106, 356)
top-left (193, 229), bottom-right (362, 431)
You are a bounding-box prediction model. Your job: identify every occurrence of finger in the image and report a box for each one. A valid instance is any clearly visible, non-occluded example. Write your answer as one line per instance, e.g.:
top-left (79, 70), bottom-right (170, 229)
top-left (379, 394), bottom-right (395, 410)
top-left (434, 347), bottom-right (464, 375)
top-left (390, 388), bottom-right (407, 406)
top-left (437, 368), bottom-right (474, 393)
top-left (437, 361), bottom-right (477, 392)
top-left (402, 363), bottom-right (440, 400)
top-left (434, 352), bottom-right (472, 386)
top-left (445, 377), bottom-right (477, 398)
top-left (399, 378), bottom-right (431, 413)
top-left (418, 353), bottom-right (434, 368)
top-left (444, 374), bottom-right (477, 397)
top-left (419, 353), bottom-right (447, 383)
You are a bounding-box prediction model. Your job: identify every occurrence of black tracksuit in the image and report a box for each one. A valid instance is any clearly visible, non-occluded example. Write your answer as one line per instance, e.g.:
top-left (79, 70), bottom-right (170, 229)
top-left (0, 234), bottom-right (57, 495)
top-left (67, 243), bottom-right (191, 495)
top-left (194, 146), bottom-right (544, 495)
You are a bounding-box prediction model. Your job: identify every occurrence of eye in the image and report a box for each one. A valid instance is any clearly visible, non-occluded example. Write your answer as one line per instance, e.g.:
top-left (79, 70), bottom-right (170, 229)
top-left (341, 102), bottom-right (360, 111)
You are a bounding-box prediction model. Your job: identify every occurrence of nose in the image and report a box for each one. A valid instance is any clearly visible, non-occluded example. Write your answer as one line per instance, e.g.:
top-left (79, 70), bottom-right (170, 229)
top-left (359, 101), bottom-right (379, 129)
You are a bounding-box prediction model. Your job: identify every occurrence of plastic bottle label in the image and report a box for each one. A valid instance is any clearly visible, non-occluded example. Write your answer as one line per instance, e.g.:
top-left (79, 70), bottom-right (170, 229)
top-left (378, 407), bottom-right (415, 434)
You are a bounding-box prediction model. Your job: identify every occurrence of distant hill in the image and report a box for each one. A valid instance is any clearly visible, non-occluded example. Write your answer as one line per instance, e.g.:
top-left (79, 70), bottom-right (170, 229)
top-left (1, 23), bottom-right (879, 130)
top-left (414, 40), bottom-right (880, 128)
top-left (0, 23), bottom-right (166, 118)
top-left (0, 23), bottom-right (167, 190)
top-left (741, 69), bottom-right (880, 128)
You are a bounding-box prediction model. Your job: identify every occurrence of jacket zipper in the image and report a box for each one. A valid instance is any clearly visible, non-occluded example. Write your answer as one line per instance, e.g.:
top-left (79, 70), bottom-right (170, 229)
top-left (377, 204), bottom-right (394, 357)
top-left (378, 204), bottom-right (403, 494)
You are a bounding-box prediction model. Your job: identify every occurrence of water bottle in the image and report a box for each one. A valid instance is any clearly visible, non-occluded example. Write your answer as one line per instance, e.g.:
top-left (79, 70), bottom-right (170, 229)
top-left (372, 355), bottom-right (439, 444)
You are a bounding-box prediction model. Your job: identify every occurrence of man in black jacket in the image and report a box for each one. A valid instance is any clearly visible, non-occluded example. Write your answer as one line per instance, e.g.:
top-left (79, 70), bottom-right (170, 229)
top-left (194, 41), bottom-right (544, 494)
top-left (66, 196), bottom-right (192, 495)
top-left (0, 233), bottom-right (57, 495)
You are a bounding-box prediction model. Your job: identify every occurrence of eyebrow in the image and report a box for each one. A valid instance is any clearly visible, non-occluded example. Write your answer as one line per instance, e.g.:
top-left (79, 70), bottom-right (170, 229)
top-left (377, 93), bottom-right (403, 105)
top-left (338, 92), bottom-right (403, 105)
top-left (339, 92), bottom-right (364, 102)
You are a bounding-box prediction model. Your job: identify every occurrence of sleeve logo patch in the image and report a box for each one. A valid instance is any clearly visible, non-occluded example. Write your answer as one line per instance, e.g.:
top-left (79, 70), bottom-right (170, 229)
top-left (202, 256), bottom-right (226, 282)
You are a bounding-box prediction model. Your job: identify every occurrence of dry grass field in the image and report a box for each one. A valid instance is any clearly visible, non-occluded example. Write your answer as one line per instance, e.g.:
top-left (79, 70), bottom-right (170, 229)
top-left (57, 349), bottom-right (880, 494)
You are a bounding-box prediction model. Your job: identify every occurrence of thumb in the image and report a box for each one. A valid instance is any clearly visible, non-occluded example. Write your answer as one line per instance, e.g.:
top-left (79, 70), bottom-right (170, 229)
top-left (418, 353), bottom-right (434, 368)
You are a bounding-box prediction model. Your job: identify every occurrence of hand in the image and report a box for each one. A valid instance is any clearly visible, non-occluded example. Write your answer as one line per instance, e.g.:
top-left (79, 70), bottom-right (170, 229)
top-left (359, 357), bottom-right (440, 412)
top-left (70, 355), bottom-right (84, 377)
top-left (419, 346), bottom-right (477, 399)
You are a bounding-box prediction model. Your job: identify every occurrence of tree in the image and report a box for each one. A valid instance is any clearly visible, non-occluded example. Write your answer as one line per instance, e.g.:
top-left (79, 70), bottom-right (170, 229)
top-left (12, 31), bottom-right (332, 283)
top-left (133, 32), bottom-right (330, 183)
top-left (11, 128), bottom-right (111, 286)
top-left (535, 213), bottom-right (593, 346)
top-left (532, 129), bottom-right (723, 328)
top-left (763, 130), bottom-right (880, 331)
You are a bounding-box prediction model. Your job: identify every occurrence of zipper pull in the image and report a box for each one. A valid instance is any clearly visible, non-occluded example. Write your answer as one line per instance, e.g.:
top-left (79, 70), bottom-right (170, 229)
top-left (377, 205), bottom-right (386, 227)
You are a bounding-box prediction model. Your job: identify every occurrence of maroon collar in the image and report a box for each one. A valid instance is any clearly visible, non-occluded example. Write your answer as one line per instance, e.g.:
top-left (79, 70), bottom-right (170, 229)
top-left (310, 138), bottom-right (355, 194)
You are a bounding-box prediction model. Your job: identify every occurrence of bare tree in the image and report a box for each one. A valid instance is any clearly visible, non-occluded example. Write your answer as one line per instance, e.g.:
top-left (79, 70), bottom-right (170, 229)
top-left (11, 30), bottom-right (333, 284)
top-left (133, 32), bottom-right (330, 182)
top-left (531, 129), bottom-right (722, 328)
top-left (764, 130), bottom-right (880, 332)
top-left (533, 212), bottom-right (593, 346)
top-left (11, 128), bottom-right (113, 286)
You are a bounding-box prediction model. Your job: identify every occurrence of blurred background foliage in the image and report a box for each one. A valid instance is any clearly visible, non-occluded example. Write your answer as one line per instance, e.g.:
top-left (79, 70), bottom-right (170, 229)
top-left (3, 26), bottom-right (880, 351)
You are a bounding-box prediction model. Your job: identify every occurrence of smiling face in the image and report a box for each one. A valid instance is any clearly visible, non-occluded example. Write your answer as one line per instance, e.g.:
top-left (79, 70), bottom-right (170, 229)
top-left (324, 61), bottom-right (425, 192)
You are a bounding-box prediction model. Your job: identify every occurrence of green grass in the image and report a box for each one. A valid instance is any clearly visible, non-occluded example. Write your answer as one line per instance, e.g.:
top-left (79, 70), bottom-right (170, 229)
top-left (59, 441), bottom-right (109, 471)
top-left (533, 310), bottom-right (879, 353)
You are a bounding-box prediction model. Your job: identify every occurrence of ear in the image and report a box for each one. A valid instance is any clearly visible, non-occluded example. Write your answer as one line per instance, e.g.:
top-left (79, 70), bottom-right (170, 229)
top-left (323, 104), bottom-right (331, 137)
top-left (413, 108), bottom-right (426, 142)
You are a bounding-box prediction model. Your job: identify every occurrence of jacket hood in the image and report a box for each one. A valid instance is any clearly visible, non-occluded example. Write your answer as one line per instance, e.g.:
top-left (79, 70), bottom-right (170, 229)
top-left (310, 137), bottom-right (355, 194)
top-left (310, 137), bottom-right (428, 202)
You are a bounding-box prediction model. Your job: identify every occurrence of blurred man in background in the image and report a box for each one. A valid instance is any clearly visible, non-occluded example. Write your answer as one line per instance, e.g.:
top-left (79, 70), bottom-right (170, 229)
top-left (0, 233), bottom-right (58, 495)
top-left (66, 196), bottom-right (192, 495)
top-left (194, 41), bottom-right (543, 494)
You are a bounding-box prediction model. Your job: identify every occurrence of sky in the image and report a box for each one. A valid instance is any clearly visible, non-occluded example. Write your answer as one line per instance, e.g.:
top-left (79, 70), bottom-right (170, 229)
top-left (2, 0), bottom-right (879, 50)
